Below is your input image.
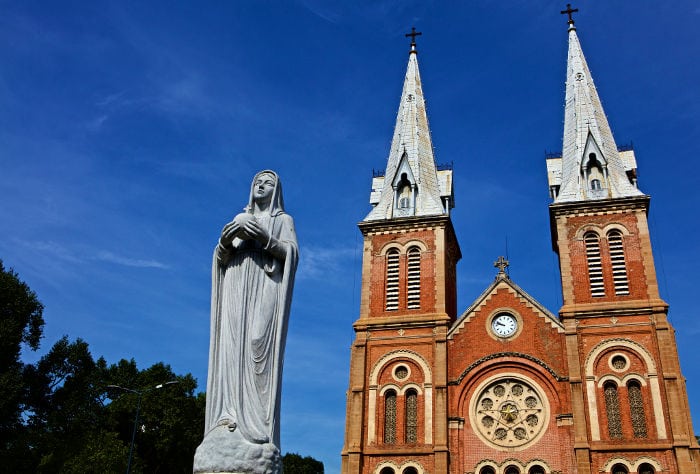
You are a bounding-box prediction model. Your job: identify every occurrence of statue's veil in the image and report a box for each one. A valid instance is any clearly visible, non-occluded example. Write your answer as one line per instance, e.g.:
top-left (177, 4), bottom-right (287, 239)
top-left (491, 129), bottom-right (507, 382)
top-left (246, 170), bottom-right (285, 219)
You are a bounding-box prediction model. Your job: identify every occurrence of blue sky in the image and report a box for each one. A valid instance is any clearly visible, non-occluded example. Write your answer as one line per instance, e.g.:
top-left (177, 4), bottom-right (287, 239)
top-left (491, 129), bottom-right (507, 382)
top-left (1, 1), bottom-right (699, 472)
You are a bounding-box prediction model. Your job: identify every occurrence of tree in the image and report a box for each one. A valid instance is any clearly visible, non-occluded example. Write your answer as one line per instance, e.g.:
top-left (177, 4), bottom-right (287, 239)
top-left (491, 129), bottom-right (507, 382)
top-left (24, 337), bottom-right (108, 472)
top-left (282, 452), bottom-right (324, 474)
top-left (0, 260), bottom-right (44, 467)
top-left (104, 361), bottom-right (205, 473)
top-left (0, 260), bottom-right (207, 472)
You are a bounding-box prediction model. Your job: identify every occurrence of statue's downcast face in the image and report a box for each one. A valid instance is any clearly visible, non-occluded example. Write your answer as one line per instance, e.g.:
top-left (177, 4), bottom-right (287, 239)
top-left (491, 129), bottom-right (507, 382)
top-left (253, 173), bottom-right (276, 204)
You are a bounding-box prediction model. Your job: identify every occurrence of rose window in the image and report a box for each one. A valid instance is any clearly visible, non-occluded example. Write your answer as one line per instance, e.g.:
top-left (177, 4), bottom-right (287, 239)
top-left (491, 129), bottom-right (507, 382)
top-left (472, 377), bottom-right (548, 449)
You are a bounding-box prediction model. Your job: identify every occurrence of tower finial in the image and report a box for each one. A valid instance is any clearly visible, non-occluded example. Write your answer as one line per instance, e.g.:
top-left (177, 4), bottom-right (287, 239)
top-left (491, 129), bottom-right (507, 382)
top-left (560, 4), bottom-right (579, 29)
top-left (494, 256), bottom-right (510, 279)
top-left (405, 27), bottom-right (422, 54)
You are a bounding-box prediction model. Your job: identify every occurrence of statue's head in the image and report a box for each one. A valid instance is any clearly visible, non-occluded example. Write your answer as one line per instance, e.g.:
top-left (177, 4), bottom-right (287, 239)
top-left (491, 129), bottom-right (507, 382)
top-left (248, 170), bottom-right (285, 215)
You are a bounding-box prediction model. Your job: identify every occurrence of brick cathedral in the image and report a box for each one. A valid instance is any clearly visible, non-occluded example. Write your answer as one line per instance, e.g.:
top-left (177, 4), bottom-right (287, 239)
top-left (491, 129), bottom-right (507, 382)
top-left (340, 11), bottom-right (700, 474)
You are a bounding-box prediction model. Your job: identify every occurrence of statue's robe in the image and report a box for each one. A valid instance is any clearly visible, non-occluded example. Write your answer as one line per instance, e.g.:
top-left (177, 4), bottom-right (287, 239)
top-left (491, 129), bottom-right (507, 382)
top-left (205, 211), bottom-right (298, 448)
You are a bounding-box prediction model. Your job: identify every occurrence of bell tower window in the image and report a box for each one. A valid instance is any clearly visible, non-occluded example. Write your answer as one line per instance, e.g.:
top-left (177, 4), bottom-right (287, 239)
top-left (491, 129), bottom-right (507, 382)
top-left (584, 232), bottom-right (605, 297)
top-left (406, 247), bottom-right (421, 309)
top-left (385, 249), bottom-right (400, 311)
top-left (607, 230), bottom-right (629, 295)
top-left (394, 171), bottom-right (415, 216)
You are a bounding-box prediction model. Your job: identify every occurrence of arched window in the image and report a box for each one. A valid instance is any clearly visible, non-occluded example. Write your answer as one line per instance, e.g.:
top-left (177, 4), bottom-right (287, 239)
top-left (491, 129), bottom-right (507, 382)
top-left (628, 381), bottom-right (648, 438)
top-left (405, 389), bottom-right (418, 443)
top-left (396, 173), bottom-right (413, 212)
top-left (380, 468), bottom-right (395, 474)
top-left (528, 467), bottom-right (545, 474)
top-left (604, 382), bottom-right (622, 438)
top-left (403, 468), bottom-right (419, 474)
top-left (384, 390), bottom-right (397, 444)
top-left (479, 467), bottom-right (496, 474)
top-left (607, 230), bottom-right (629, 295)
top-left (611, 464), bottom-right (628, 474)
top-left (504, 466), bottom-right (521, 474)
top-left (406, 247), bottom-right (421, 309)
top-left (638, 463), bottom-right (655, 474)
top-left (385, 249), bottom-right (400, 311)
top-left (591, 178), bottom-right (602, 190)
top-left (584, 232), bottom-right (605, 297)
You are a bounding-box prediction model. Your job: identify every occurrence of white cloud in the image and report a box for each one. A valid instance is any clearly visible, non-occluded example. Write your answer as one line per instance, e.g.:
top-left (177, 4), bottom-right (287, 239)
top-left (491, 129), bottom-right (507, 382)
top-left (96, 251), bottom-right (169, 269)
top-left (296, 244), bottom-right (357, 281)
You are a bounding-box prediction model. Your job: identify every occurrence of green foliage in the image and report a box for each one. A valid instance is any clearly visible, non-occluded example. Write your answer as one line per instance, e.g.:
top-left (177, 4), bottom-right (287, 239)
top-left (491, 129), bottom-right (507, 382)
top-left (0, 260), bottom-right (45, 467)
top-left (61, 431), bottom-right (130, 474)
top-left (282, 452), bottom-right (324, 474)
top-left (1, 262), bottom-right (322, 473)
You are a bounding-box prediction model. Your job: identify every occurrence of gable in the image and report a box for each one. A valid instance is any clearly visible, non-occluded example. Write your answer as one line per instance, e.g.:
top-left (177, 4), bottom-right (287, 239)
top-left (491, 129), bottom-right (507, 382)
top-left (447, 278), bottom-right (566, 383)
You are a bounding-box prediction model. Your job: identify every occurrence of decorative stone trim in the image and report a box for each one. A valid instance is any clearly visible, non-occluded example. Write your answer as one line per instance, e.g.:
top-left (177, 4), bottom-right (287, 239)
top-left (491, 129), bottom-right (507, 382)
top-left (468, 373), bottom-right (551, 451)
top-left (367, 350), bottom-right (433, 445)
top-left (449, 352), bottom-right (568, 386)
top-left (584, 338), bottom-right (666, 440)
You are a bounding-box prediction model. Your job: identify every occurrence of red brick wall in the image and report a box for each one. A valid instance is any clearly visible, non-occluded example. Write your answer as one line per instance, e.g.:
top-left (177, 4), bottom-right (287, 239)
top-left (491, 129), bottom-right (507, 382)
top-left (367, 230), bottom-right (437, 317)
top-left (563, 212), bottom-right (649, 304)
top-left (446, 286), bottom-right (575, 473)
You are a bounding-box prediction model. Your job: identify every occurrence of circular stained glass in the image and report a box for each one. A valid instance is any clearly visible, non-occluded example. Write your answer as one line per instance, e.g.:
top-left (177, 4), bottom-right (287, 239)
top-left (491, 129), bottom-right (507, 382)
top-left (394, 365), bottom-right (409, 380)
top-left (611, 355), bottom-right (627, 371)
top-left (472, 377), bottom-right (548, 449)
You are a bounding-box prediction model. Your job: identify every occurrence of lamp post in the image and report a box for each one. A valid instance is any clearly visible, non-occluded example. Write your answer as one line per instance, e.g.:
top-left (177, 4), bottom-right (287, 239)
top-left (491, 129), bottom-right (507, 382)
top-left (107, 381), bottom-right (179, 474)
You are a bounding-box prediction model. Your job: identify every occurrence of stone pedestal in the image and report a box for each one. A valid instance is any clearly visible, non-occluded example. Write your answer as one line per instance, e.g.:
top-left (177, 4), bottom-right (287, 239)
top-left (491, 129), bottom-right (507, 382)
top-left (193, 425), bottom-right (282, 474)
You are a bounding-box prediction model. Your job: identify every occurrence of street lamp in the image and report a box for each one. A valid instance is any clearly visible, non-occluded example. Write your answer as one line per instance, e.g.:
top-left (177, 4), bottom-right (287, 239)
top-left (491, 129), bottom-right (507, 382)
top-left (107, 381), bottom-right (179, 474)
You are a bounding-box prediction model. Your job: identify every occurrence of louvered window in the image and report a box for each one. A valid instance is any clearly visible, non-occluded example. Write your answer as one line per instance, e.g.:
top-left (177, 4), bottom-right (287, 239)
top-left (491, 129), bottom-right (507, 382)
top-left (628, 381), bottom-right (648, 438)
top-left (385, 250), bottom-right (400, 311)
top-left (585, 232), bottom-right (605, 297)
top-left (604, 382), bottom-right (622, 439)
top-left (384, 390), bottom-right (397, 444)
top-left (608, 230), bottom-right (629, 295)
top-left (405, 389), bottom-right (418, 443)
top-left (406, 247), bottom-right (421, 309)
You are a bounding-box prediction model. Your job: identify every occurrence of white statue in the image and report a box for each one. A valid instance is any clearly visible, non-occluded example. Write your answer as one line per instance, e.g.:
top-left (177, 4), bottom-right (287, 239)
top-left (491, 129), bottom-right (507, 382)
top-left (194, 170), bottom-right (298, 474)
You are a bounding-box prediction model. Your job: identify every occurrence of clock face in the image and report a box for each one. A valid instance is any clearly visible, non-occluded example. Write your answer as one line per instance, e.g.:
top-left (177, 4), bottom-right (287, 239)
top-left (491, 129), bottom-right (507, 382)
top-left (492, 313), bottom-right (518, 337)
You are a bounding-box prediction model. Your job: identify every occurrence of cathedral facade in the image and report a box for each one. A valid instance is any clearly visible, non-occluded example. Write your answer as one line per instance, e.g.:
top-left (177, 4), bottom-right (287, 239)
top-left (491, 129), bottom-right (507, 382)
top-left (340, 14), bottom-right (700, 474)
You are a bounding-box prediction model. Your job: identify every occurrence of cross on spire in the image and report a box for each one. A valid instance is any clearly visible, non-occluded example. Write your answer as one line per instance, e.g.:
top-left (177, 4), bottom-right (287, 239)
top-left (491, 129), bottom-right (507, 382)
top-left (405, 27), bottom-right (422, 53)
top-left (560, 3), bottom-right (579, 26)
top-left (494, 256), bottom-right (510, 278)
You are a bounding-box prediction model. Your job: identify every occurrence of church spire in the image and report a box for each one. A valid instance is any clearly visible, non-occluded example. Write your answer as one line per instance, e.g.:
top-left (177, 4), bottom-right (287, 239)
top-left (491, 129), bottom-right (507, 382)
top-left (365, 29), bottom-right (452, 221)
top-left (551, 9), bottom-right (642, 203)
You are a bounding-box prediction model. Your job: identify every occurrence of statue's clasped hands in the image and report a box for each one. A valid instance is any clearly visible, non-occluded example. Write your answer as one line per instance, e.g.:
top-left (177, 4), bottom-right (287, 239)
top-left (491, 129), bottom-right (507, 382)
top-left (220, 213), bottom-right (270, 247)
